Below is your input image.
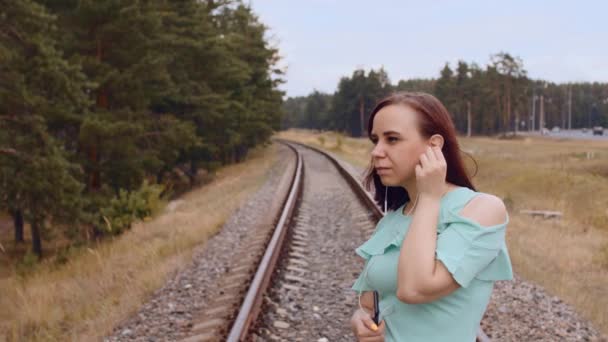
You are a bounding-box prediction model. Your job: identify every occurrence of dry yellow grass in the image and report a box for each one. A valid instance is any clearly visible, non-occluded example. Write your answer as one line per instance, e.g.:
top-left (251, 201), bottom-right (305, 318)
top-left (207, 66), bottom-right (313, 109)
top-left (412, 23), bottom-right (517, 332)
top-left (0, 143), bottom-right (280, 342)
top-left (276, 129), bottom-right (608, 336)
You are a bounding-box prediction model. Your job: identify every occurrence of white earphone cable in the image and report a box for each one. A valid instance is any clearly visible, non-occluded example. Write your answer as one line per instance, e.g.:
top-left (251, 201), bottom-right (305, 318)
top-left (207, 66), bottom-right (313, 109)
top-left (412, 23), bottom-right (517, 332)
top-left (384, 186), bottom-right (388, 213)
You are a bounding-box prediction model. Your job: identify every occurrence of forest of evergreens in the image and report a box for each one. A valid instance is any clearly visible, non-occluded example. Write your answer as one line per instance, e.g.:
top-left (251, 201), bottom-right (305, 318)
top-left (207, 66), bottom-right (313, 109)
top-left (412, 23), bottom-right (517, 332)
top-left (283, 52), bottom-right (608, 137)
top-left (3, 2), bottom-right (607, 262)
top-left (1, 0), bottom-right (283, 258)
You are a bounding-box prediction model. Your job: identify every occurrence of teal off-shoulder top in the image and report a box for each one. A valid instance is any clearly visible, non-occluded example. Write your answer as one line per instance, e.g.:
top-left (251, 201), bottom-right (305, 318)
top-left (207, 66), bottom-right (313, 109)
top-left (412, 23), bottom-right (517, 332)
top-left (351, 186), bottom-right (513, 342)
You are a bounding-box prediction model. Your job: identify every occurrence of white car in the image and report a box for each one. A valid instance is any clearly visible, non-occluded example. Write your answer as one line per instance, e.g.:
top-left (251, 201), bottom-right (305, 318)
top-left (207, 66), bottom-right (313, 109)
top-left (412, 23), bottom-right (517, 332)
top-left (592, 126), bottom-right (604, 136)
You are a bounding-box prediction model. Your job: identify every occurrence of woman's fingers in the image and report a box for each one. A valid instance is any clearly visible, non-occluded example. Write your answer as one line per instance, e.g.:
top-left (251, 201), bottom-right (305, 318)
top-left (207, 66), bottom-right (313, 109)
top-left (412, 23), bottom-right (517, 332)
top-left (415, 163), bottom-right (422, 175)
top-left (355, 315), bottom-right (381, 337)
top-left (419, 152), bottom-right (429, 170)
top-left (377, 320), bottom-right (386, 333)
top-left (432, 146), bottom-right (446, 165)
top-left (425, 146), bottom-right (437, 162)
top-left (420, 146), bottom-right (444, 173)
top-left (359, 321), bottom-right (386, 341)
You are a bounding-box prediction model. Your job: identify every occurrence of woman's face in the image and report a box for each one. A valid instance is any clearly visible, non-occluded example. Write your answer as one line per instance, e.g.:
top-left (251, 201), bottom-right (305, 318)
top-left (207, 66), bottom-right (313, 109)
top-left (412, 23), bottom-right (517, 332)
top-left (370, 104), bottom-right (429, 186)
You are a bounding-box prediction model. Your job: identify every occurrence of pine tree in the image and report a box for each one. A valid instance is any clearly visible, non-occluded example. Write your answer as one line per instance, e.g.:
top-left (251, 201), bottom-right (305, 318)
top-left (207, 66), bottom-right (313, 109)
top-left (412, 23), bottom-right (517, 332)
top-left (0, 0), bottom-right (86, 257)
top-left (213, 3), bottom-right (284, 162)
top-left (40, 1), bottom-right (199, 193)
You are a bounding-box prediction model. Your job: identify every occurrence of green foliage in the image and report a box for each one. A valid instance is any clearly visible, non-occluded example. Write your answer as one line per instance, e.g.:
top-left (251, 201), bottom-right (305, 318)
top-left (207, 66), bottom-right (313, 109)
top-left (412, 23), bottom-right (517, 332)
top-left (99, 181), bottom-right (164, 235)
top-left (288, 90), bottom-right (333, 130)
top-left (283, 53), bottom-right (608, 136)
top-left (282, 68), bottom-right (392, 137)
top-left (0, 0), bottom-right (88, 257)
top-left (332, 68), bottom-right (393, 137)
top-left (16, 251), bottom-right (39, 277)
top-left (53, 245), bottom-right (76, 266)
top-left (1, 0), bottom-right (284, 257)
top-left (395, 79), bottom-right (436, 93)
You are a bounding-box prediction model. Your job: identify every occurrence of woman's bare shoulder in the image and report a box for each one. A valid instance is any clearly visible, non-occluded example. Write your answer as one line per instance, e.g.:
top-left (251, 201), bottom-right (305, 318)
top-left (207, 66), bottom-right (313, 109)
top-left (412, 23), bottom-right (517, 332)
top-left (459, 192), bottom-right (507, 227)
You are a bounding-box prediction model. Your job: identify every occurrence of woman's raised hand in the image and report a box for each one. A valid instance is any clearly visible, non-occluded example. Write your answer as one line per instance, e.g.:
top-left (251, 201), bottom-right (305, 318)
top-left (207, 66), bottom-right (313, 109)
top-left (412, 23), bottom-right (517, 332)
top-left (415, 146), bottom-right (447, 200)
top-left (350, 308), bottom-right (386, 341)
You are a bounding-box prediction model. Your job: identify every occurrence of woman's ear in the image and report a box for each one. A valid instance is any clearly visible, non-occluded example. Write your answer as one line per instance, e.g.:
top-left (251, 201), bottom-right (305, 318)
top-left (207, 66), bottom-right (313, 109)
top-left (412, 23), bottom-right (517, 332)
top-left (429, 134), bottom-right (444, 149)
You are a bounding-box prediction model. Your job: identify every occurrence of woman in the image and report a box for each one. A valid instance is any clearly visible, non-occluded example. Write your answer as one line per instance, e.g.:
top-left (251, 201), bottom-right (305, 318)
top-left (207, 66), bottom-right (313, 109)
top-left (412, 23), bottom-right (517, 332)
top-left (350, 92), bottom-right (513, 341)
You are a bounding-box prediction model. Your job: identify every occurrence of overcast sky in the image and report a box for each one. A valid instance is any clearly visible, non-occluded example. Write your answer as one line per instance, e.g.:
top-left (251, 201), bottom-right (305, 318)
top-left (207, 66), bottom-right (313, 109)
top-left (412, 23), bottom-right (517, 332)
top-left (249, 0), bottom-right (607, 97)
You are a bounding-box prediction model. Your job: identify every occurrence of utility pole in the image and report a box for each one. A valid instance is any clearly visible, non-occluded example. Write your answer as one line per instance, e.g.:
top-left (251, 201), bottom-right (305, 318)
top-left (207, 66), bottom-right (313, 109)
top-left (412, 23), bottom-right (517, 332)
top-left (540, 94), bottom-right (545, 134)
top-left (568, 85), bottom-right (572, 130)
top-left (562, 101), bottom-right (566, 130)
top-left (531, 94), bottom-right (536, 131)
top-left (467, 100), bottom-right (472, 137)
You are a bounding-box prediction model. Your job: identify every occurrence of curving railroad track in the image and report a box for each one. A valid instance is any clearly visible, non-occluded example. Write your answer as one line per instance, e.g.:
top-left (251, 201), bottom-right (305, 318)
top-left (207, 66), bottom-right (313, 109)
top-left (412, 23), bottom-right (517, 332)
top-left (107, 139), bottom-right (604, 342)
top-left (177, 139), bottom-right (490, 341)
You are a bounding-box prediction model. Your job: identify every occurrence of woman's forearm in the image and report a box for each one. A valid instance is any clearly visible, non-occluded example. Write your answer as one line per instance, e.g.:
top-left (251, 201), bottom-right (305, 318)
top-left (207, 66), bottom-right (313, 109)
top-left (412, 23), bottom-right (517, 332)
top-left (397, 194), bottom-right (441, 297)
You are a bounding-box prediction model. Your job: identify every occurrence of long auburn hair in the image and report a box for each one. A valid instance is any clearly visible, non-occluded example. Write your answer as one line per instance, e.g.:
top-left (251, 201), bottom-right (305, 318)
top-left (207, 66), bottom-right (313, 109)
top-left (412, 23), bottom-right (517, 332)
top-left (363, 91), bottom-right (477, 211)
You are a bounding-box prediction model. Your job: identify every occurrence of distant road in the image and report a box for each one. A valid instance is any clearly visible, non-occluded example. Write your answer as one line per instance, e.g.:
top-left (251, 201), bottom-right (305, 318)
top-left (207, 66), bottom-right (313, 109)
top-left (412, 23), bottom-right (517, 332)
top-left (517, 129), bottom-right (608, 141)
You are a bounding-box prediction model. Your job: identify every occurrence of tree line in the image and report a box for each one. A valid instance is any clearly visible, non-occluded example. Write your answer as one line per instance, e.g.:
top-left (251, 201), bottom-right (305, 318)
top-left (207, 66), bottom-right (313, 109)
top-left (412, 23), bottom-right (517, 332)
top-left (283, 52), bottom-right (608, 137)
top-left (0, 0), bottom-right (283, 258)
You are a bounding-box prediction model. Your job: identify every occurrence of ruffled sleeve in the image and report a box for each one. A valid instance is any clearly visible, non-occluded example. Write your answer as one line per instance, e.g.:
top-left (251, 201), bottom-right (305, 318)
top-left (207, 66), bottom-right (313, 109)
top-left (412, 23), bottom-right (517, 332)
top-left (435, 207), bottom-right (513, 288)
top-left (353, 213), bottom-right (405, 260)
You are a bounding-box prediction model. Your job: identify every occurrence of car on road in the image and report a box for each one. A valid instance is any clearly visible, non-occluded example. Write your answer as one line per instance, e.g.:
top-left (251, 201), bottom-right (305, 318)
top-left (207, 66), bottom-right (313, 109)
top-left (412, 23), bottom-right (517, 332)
top-left (593, 126), bottom-right (604, 135)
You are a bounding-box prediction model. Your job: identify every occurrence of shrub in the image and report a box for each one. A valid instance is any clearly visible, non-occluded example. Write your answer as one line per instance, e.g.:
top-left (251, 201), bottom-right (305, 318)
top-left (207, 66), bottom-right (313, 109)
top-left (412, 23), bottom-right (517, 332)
top-left (99, 181), bottom-right (164, 235)
top-left (16, 251), bottom-right (39, 276)
top-left (335, 135), bottom-right (343, 151)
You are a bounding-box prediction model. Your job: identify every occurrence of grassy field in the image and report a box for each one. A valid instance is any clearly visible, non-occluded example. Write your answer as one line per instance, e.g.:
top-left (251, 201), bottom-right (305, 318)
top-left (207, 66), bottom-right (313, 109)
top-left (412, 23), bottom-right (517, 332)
top-left (0, 143), bottom-right (280, 341)
top-left (277, 129), bottom-right (608, 336)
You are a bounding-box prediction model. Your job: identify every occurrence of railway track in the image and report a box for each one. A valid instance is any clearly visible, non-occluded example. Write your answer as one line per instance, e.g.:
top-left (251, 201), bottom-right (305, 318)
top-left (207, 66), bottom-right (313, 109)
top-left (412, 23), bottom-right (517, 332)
top-left (178, 139), bottom-right (491, 341)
